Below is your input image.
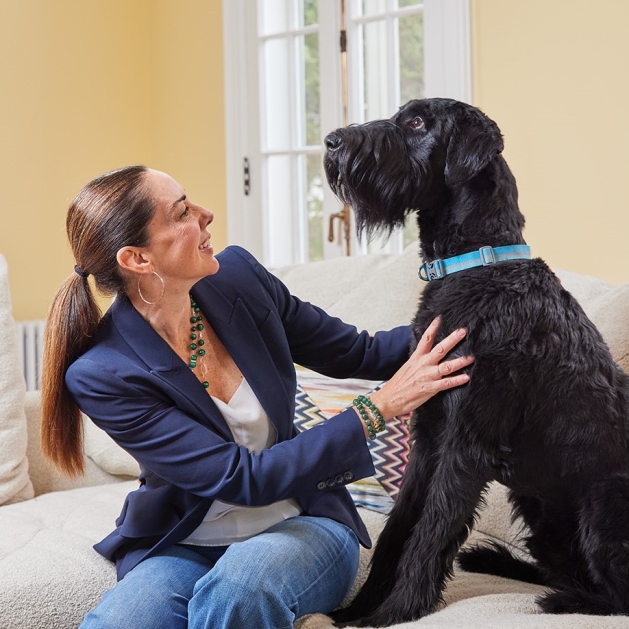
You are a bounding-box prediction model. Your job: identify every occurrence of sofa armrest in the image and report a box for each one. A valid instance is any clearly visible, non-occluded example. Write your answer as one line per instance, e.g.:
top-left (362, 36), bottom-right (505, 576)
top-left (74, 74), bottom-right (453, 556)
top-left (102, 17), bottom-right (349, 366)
top-left (25, 391), bottom-right (138, 497)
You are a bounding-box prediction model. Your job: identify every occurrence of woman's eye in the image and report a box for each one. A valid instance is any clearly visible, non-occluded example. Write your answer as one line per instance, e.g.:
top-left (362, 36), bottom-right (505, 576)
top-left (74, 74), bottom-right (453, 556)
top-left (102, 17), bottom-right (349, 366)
top-left (181, 206), bottom-right (190, 218)
top-left (409, 116), bottom-right (424, 130)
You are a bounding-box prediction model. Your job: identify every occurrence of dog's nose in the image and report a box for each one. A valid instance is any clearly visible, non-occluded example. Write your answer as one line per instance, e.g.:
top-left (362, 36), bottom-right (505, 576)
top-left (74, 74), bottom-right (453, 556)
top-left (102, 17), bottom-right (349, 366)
top-left (324, 132), bottom-right (343, 151)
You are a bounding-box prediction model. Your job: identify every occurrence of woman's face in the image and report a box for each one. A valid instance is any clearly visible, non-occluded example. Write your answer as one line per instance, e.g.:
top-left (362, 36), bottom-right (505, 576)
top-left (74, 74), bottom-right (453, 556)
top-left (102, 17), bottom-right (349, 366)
top-left (143, 169), bottom-right (219, 284)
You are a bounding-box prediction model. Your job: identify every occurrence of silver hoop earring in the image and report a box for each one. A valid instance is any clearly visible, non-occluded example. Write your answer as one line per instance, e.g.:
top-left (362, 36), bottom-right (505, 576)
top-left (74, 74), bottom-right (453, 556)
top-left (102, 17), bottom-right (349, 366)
top-left (137, 271), bottom-right (165, 305)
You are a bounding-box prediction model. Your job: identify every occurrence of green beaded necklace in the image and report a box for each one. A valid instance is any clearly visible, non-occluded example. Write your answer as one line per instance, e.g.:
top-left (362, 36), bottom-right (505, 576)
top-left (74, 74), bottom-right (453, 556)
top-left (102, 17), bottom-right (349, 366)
top-left (189, 296), bottom-right (209, 389)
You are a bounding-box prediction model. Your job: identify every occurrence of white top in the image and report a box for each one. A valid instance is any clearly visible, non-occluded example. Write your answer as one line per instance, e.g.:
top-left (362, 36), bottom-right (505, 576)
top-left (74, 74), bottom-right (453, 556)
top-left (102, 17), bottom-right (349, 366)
top-left (181, 377), bottom-right (302, 546)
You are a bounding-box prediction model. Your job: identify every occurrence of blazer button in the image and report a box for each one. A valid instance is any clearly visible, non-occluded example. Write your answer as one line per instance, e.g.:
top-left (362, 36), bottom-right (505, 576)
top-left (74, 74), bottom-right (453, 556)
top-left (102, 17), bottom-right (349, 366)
top-left (326, 478), bottom-right (336, 487)
top-left (317, 481), bottom-right (326, 490)
top-left (344, 471), bottom-right (354, 481)
top-left (335, 474), bottom-right (344, 484)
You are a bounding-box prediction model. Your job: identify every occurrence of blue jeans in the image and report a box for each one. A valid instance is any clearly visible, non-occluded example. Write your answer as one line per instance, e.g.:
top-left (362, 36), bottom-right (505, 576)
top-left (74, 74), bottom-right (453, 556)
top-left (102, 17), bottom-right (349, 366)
top-left (80, 516), bottom-right (359, 629)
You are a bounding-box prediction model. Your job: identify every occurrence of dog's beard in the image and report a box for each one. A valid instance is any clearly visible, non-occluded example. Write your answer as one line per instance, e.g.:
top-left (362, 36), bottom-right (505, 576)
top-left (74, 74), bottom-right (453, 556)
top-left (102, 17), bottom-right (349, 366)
top-left (324, 132), bottom-right (421, 239)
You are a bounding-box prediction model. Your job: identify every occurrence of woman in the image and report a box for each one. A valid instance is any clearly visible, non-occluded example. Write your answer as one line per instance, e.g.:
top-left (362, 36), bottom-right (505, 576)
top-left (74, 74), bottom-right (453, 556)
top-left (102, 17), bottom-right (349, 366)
top-left (41, 165), bottom-right (473, 629)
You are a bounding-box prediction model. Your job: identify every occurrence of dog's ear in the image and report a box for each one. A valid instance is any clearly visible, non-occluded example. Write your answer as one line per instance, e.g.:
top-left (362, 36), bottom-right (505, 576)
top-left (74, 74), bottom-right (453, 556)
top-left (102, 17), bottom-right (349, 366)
top-left (444, 106), bottom-right (504, 187)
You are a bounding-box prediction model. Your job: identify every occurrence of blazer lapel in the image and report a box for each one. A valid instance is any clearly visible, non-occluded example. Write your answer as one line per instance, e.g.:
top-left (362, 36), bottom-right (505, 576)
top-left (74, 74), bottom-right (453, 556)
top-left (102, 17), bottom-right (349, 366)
top-left (111, 296), bottom-right (234, 441)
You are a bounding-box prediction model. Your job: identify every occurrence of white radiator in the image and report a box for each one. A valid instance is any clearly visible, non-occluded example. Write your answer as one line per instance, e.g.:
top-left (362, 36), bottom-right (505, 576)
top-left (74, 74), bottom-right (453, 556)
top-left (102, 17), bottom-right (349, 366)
top-left (16, 320), bottom-right (46, 391)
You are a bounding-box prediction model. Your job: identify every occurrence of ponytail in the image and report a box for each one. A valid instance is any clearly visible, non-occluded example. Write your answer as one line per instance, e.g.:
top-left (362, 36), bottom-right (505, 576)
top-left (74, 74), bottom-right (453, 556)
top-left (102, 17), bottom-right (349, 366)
top-left (41, 273), bottom-right (101, 476)
top-left (40, 165), bottom-right (153, 476)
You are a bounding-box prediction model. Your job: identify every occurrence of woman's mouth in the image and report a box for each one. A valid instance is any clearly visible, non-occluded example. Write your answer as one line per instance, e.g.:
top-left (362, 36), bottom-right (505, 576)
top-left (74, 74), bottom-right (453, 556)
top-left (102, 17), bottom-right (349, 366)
top-left (199, 236), bottom-right (212, 251)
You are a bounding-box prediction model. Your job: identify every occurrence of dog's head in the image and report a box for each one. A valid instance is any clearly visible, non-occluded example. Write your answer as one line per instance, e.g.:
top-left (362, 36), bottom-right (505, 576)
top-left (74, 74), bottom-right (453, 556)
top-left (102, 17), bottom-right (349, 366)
top-left (323, 98), bottom-right (504, 237)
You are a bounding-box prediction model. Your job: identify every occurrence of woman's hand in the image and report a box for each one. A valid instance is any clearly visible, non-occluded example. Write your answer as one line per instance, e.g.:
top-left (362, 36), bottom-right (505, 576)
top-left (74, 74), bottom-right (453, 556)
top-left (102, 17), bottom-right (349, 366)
top-left (368, 317), bottom-right (474, 422)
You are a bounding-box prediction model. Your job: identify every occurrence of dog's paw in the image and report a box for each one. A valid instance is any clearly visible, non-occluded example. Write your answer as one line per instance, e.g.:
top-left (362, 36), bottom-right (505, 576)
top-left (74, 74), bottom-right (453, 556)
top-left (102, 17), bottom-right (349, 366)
top-left (331, 607), bottom-right (363, 627)
top-left (537, 590), bottom-right (574, 615)
top-left (332, 608), bottom-right (386, 627)
top-left (333, 617), bottom-right (384, 628)
top-left (333, 619), bottom-right (368, 628)
top-left (537, 588), bottom-right (617, 615)
top-left (334, 604), bottom-right (429, 628)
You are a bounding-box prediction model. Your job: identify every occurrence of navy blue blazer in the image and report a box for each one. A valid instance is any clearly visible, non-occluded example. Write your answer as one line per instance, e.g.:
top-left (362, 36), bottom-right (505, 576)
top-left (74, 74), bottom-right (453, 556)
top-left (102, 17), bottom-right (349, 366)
top-left (66, 246), bottom-right (411, 580)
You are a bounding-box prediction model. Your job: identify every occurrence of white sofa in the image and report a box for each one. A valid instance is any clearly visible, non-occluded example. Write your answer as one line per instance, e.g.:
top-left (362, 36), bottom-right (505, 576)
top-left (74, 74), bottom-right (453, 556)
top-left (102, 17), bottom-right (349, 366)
top-left (1, 246), bottom-right (629, 629)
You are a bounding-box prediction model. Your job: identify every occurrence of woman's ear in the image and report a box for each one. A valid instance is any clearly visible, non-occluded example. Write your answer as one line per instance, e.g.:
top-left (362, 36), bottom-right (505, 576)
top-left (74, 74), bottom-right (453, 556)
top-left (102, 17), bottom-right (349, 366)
top-left (116, 247), bottom-right (152, 274)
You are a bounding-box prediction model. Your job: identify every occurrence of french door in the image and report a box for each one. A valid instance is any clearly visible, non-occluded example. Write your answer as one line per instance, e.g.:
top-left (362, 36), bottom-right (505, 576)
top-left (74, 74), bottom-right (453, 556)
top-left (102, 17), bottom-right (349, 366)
top-left (223, 0), bottom-right (471, 267)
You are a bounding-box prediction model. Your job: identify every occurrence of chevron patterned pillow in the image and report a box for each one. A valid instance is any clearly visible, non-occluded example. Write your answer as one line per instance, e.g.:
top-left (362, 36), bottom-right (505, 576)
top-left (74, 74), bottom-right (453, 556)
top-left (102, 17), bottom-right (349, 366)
top-left (294, 367), bottom-right (410, 514)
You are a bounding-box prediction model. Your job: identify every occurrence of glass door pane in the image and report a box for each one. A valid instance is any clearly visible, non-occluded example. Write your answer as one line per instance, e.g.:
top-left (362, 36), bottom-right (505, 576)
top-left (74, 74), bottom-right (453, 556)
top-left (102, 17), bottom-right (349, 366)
top-left (299, 0), bottom-right (318, 27)
top-left (361, 0), bottom-right (387, 17)
top-left (300, 32), bottom-right (320, 147)
top-left (399, 12), bottom-right (424, 104)
top-left (258, 0), bottom-right (326, 264)
top-left (306, 153), bottom-right (324, 261)
top-left (362, 19), bottom-right (389, 121)
top-left (262, 37), bottom-right (292, 151)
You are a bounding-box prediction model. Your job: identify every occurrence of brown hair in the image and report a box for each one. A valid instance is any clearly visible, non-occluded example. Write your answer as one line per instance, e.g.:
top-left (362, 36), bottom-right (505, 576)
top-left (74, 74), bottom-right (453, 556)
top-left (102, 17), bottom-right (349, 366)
top-left (41, 165), bottom-right (155, 475)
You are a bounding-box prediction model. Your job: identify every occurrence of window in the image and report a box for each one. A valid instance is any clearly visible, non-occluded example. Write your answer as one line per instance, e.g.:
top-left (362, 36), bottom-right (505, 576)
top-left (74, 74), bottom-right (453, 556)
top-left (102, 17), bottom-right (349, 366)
top-left (223, 0), bottom-right (471, 266)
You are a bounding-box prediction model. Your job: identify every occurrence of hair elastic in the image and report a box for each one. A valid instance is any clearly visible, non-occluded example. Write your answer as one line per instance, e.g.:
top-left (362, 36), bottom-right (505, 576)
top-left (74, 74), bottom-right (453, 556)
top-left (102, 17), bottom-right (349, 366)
top-left (74, 265), bottom-right (90, 279)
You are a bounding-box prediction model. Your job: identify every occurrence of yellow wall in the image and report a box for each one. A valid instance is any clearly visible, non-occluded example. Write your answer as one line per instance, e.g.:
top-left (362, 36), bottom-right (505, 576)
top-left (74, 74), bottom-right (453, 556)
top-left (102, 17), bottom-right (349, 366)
top-left (472, 0), bottom-right (629, 283)
top-left (149, 1), bottom-right (226, 250)
top-left (0, 0), bottom-right (226, 320)
top-left (3, 0), bottom-right (628, 319)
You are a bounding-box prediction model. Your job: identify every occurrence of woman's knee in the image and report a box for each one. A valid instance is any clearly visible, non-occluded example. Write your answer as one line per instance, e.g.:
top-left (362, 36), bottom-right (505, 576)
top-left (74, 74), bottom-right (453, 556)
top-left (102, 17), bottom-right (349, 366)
top-left (80, 545), bottom-right (214, 629)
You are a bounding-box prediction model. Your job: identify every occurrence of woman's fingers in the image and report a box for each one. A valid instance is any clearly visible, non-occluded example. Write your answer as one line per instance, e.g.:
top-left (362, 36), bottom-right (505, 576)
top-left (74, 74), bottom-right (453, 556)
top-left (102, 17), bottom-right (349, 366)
top-left (435, 371), bottom-right (471, 391)
top-left (415, 316), bottom-right (442, 355)
top-left (430, 326), bottom-right (468, 360)
top-left (437, 354), bottom-right (475, 376)
top-left (371, 320), bottom-right (474, 420)
top-left (415, 319), bottom-right (469, 363)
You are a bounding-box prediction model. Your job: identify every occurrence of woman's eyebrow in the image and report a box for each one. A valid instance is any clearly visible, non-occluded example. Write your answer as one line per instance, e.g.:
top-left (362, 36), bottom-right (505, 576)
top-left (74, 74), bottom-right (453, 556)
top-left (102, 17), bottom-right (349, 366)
top-left (169, 194), bottom-right (187, 210)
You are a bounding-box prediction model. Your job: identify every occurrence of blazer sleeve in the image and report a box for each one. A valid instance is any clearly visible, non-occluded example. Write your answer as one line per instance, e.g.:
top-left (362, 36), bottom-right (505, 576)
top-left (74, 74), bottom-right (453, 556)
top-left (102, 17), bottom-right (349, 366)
top-left (230, 246), bottom-right (412, 380)
top-left (67, 357), bottom-right (375, 505)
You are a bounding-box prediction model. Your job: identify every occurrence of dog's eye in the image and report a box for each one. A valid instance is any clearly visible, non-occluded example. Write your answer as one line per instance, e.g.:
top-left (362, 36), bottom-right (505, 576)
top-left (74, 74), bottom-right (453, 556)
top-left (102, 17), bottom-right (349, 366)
top-left (408, 116), bottom-right (424, 130)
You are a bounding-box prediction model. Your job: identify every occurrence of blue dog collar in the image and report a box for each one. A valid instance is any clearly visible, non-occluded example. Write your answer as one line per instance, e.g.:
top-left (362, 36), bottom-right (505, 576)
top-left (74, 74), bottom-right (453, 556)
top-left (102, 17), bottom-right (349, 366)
top-left (418, 245), bottom-right (531, 281)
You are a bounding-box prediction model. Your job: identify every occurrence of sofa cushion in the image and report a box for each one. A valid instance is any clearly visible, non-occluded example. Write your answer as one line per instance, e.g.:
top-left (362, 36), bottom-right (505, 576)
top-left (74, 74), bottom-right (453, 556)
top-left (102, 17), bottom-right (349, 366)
top-left (24, 391), bottom-right (139, 497)
top-left (0, 481), bottom-right (133, 629)
top-left (272, 244), bottom-right (423, 333)
top-left (83, 415), bottom-right (141, 478)
top-left (0, 254), bottom-right (33, 505)
top-left (556, 269), bottom-right (629, 373)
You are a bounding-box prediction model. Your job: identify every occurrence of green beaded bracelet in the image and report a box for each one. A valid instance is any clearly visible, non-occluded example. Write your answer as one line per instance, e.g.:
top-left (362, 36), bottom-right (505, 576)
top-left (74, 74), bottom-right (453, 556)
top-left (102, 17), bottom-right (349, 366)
top-left (352, 397), bottom-right (381, 440)
top-left (356, 395), bottom-right (386, 432)
top-left (352, 399), bottom-right (377, 439)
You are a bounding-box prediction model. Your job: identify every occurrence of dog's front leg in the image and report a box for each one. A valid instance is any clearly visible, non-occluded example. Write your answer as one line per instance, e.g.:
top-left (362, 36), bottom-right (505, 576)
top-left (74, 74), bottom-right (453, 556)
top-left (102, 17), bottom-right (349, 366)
top-left (359, 442), bottom-right (491, 626)
top-left (333, 424), bottom-right (439, 626)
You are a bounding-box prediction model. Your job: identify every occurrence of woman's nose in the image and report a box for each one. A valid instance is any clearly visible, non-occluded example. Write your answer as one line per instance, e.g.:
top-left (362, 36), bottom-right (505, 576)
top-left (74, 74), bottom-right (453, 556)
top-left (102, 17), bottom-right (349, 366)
top-left (200, 206), bottom-right (213, 226)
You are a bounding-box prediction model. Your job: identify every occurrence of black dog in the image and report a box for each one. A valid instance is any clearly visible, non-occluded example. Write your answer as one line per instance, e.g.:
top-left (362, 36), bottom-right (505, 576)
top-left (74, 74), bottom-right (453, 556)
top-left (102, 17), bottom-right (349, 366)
top-left (323, 98), bottom-right (629, 627)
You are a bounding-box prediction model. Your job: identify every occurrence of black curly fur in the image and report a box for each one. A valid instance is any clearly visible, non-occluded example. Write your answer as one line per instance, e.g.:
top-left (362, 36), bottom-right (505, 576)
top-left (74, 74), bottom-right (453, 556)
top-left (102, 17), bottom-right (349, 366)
top-left (324, 98), bottom-right (629, 627)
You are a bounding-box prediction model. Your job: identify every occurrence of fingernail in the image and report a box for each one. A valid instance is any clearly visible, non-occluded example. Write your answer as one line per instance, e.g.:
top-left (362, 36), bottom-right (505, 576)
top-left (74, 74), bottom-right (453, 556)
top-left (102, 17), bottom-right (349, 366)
top-left (458, 327), bottom-right (467, 336)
